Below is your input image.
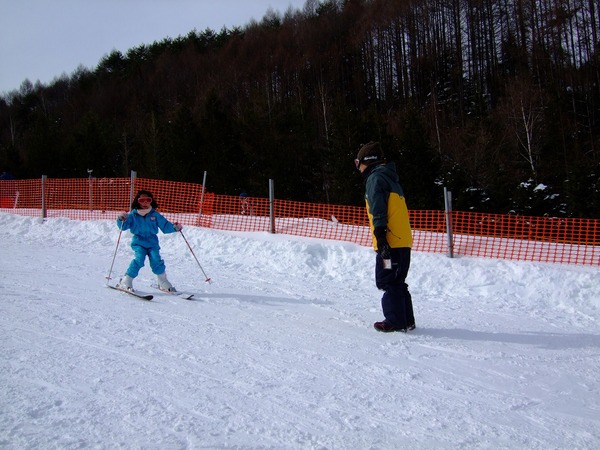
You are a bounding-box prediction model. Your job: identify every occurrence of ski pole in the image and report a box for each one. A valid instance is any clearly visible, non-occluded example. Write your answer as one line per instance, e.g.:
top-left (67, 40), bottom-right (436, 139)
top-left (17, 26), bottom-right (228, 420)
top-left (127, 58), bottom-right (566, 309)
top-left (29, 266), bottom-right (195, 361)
top-left (105, 221), bottom-right (124, 284)
top-left (180, 230), bottom-right (212, 283)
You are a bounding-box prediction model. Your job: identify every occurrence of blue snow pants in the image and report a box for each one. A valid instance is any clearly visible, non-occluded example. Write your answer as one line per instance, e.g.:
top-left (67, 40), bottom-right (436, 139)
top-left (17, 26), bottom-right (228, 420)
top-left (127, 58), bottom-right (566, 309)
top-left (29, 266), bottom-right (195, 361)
top-left (375, 247), bottom-right (415, 329)
top-left (126, 243), bottom-right (166, 278)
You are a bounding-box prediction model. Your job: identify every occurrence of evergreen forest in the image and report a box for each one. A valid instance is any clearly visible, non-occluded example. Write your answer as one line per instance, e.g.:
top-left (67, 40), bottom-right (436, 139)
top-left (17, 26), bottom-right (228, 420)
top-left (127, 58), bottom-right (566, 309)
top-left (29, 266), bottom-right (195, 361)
top-left (1, 0), bottom-right (599, 217)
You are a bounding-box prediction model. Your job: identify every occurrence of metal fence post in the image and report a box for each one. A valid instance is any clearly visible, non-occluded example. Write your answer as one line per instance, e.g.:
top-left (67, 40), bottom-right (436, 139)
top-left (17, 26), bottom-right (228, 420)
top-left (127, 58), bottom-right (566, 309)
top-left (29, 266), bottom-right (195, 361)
top-left (198, 171), bottom-right (207, 218)
top-left (88, 169), bottom-right (93, 211)
top-left (41, 175), bottom-right (47, 219)
top-left (129, 170), bottom-right (137, 207)
top-left (444, 187), bottom-right (454, 258)
top-left (269, 179), bottom-right (275, 234)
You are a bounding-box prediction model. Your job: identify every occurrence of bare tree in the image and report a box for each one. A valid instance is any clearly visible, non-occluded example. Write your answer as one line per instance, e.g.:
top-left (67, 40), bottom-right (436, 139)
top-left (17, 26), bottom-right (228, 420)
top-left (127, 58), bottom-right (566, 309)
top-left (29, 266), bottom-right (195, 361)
top-left (501, 77), bottom-right (546, 180)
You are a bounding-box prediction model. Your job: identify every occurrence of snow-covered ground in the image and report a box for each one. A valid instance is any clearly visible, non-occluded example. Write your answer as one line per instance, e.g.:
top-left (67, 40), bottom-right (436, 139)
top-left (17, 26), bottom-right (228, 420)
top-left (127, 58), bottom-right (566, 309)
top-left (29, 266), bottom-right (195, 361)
top-left (1, 211), bottom-right (599, 449)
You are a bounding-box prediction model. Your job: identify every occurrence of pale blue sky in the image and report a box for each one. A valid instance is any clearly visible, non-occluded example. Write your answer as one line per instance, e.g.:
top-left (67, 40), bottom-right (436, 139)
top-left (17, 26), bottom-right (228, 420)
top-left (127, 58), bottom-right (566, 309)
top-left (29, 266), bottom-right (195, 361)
top-left (0, 0), bottom-right (307, 95)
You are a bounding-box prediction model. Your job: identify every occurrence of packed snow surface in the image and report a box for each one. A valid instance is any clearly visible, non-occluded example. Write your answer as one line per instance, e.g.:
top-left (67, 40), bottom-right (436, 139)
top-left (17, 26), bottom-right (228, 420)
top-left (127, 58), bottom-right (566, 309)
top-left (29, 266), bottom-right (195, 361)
top-left (0, 212), bottom-right (599, 449)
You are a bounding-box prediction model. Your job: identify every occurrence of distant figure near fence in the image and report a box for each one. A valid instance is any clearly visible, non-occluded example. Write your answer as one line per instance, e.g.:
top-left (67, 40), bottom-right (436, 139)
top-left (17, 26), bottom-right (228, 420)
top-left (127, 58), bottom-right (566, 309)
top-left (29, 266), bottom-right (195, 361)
top-left (0, 168), bottom-right (16, 208)
top-left (240, 192), bottom-right (254, 216)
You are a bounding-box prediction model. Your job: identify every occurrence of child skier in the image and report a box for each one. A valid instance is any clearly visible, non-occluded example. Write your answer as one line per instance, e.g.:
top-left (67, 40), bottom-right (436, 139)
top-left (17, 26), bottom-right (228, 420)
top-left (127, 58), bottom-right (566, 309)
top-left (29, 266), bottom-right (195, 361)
top-left (116, 190), bottom-right (182, 292)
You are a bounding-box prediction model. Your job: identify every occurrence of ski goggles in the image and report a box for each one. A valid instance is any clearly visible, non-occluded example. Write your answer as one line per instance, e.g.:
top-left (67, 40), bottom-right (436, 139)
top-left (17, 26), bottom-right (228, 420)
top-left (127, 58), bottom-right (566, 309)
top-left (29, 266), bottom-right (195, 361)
top-left (138, 197), bottom-right (153, 203)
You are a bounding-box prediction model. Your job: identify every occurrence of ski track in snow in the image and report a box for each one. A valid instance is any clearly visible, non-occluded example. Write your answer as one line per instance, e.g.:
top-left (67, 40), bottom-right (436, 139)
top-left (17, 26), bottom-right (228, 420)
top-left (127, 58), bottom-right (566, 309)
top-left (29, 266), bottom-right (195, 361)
top-left (0, 212), bottom-right (599, 449)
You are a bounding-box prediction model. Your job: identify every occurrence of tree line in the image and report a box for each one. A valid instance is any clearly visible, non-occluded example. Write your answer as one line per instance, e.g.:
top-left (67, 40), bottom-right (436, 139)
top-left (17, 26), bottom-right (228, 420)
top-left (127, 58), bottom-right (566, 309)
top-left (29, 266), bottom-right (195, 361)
top-left (0, 0), bottom-right (599, 217)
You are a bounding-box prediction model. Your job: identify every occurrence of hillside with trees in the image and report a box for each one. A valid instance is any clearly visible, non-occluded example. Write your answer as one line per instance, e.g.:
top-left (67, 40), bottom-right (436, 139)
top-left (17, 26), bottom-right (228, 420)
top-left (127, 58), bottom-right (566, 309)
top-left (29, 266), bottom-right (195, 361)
top-left (1, 0), bottom-right (599, 217)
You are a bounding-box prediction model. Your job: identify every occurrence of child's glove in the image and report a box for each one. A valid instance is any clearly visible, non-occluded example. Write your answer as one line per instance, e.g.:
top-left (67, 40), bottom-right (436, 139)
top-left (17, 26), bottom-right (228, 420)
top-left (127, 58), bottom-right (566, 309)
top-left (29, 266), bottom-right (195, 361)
top-left (174, 222), bottom-right (182, 232)
top-left (118, 212), bottom-right (128, 221)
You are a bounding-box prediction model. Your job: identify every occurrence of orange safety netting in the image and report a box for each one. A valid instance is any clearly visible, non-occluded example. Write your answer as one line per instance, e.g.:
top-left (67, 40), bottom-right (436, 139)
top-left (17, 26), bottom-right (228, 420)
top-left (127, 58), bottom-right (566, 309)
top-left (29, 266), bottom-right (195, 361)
top-left (1, 177), bottom-right (599, 266)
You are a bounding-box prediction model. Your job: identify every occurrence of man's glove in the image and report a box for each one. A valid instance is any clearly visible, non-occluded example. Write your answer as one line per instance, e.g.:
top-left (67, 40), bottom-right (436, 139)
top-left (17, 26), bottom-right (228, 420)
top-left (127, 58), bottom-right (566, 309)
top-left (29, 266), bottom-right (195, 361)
top-left (118, 212), bottom-right (128, 222)
top-left (374, 227), bottom-right (391, 259)
top-left (173, 222), bottom-right (183, 232)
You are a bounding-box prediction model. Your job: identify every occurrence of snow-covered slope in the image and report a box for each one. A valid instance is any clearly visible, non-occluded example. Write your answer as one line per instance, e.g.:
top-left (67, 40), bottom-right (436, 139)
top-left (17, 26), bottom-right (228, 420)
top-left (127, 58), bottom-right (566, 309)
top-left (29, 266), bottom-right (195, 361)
top-left (1, 212), bottom-right (599, 449)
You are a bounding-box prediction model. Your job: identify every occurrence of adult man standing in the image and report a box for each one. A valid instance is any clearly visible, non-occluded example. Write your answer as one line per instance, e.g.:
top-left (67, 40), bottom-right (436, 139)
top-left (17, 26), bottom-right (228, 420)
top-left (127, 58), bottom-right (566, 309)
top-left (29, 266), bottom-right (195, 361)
top-left (355, 142), bottom-right (416, 332)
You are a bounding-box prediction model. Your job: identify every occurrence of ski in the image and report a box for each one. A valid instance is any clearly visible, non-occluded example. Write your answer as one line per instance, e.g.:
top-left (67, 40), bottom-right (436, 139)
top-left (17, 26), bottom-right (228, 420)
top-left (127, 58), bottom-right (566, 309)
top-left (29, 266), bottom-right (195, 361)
top-left (107, 284), bottom-right (153, 301)
top-left (151, 284), bottom-right (194, 300)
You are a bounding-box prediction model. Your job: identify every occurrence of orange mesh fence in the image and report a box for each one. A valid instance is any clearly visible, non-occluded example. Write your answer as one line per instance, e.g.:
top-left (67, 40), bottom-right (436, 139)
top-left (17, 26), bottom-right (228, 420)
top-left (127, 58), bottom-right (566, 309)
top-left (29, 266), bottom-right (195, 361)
top-left (1, 177), bottom-right (598, 266)
top-left (450, 212), bottom-right (600, 265)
